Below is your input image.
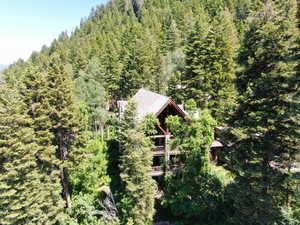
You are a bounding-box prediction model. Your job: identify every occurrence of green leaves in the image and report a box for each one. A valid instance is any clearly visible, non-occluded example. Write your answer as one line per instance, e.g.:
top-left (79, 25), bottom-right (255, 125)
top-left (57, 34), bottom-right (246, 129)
top-left (70, 138), bottom-right (110, 196)
top-left (163, 111), bottom-right (232, 224)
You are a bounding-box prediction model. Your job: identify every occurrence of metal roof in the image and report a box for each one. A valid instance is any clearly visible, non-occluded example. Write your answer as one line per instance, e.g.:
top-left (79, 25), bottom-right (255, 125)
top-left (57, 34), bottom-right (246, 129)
top-left (132, 88), bottom-right (171, 119)
top-left (117, 88), bottom-right (187, 120)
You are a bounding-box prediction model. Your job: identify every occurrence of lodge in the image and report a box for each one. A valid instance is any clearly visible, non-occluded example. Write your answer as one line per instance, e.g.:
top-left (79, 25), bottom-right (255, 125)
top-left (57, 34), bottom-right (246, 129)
top-left (118, 88), bottom-right (223, 176)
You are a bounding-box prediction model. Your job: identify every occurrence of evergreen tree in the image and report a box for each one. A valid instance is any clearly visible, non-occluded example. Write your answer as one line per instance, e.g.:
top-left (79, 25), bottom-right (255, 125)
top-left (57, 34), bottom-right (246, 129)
top-left (19, 52), bottom-right (80, 215)
top-left (167, 71), bottom-right (184, 103)
top-left (75, 59), bottom-right (109, 135)
top-left (46, 53), bottom-right (81, 208)
top-left (183, 8), bottom-right (238, 123)
top-left (119, 21), bottom-right (144, 98)
top-left (119, 101), bottom-right (157, 225)
top-left (228, 1), bottom-right (300, 224)
top-left (0, 85), bottom-right (64, 224)
top-left (20, 64), bottom-right (66, 222)
top-left (102, 40), bottom-right (123, 102)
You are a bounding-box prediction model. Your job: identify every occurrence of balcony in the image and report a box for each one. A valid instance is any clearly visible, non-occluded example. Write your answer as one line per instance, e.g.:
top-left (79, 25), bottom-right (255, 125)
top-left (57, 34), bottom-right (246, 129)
top-left (148, 164), bottom-right (184, 177)
top-left (149, 166), bottom-right (164, 176)
top-left (152, 146), bottom-right (165, 155)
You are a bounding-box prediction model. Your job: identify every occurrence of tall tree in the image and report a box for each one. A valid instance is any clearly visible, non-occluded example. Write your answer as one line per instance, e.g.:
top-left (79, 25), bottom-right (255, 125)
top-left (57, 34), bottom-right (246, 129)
top-left (20, 64), bottom-right (66, 222)
top-left (183, 8), bottom-right (238, 123)
top-left (20, 52), bottom-right (80, 212)
top-left (75, 59), bottom-right (109, 135)
top-left (0, 85), bottom-right (64, 224)
top-left (119, 101), bottom-right (157, 225)
top-left (228, 1), bottom-right (300, 224)
top-left (46, 53), bottom-right (81, 208)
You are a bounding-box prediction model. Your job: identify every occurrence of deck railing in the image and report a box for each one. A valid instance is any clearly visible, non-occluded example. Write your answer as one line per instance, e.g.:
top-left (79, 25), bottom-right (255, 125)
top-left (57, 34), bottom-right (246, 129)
top-left (152, 146), bottom-right (165, 152)
top-left (149, 164), bottom-right (184, 176)
top-left (152, 166), bottom-right (163, 172)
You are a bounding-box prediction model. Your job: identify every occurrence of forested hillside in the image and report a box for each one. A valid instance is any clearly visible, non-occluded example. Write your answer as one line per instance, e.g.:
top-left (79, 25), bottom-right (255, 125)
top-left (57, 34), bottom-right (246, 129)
top-left (0, 0), bottom-right (300, 224)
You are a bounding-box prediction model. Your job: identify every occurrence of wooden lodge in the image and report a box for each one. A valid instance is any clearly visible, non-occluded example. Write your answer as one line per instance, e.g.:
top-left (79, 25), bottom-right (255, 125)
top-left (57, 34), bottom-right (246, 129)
top-left (118, 88), bottom-right (223, 176)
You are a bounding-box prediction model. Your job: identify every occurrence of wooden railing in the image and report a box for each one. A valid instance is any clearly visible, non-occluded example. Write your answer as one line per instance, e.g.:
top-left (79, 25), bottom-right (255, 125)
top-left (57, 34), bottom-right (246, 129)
top-left (152, 166), bottom-right (163, 171)
top-left (149, 135), bottom-right (173, 139)
top-left (152, 146), bottom-right (165, 151)
top-left (148, 164), bottom-right (184, 176)
top-left (148, 166), bottom-right (164, 176)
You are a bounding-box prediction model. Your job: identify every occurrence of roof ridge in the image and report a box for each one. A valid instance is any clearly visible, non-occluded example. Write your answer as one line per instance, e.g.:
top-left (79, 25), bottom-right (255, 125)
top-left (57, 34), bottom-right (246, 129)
top-left (133, 88), bottom-right (168, 98)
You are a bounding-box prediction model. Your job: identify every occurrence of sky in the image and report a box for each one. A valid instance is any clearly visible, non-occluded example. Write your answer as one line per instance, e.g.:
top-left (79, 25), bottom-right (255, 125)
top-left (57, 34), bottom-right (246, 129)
top-left (0, 0), bottom-right (107, 65)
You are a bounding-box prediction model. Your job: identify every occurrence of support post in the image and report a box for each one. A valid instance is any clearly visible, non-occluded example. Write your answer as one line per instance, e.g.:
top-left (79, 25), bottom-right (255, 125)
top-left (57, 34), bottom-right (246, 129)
top-left (165, 132), bottom-right (171, 171)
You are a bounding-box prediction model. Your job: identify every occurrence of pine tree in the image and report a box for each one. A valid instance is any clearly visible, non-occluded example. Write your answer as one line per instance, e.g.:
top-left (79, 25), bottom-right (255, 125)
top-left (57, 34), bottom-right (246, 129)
top-left (20, 64), bottom-right (66, 223)
top-left (119, 101), bottom-right (157, 225)
top-left (19, 52), bottom-right (80, 219)
top-left (167, 71), bottom-right (184, 103)
top-left (183, 8), bottom-right (238, 123)
top-left (119, 21), bottom-right (144, 98)
top-left (45, 53), bottom-right (81, 208)
top-left (135, 28), bottom-right (162, 93)
top-left (0, 85), bottom-right (64, 224)
top-left (75, 71), bottom-right (108, 134)
top-left (102, 40), bottom-right (123, 102)
top-left (228, 1), bottom-right (300, 224)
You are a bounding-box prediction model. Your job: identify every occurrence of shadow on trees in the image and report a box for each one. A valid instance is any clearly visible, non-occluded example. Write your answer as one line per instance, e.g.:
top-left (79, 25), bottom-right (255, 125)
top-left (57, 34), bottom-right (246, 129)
top-left (106, 138), bottom-right (124, 201)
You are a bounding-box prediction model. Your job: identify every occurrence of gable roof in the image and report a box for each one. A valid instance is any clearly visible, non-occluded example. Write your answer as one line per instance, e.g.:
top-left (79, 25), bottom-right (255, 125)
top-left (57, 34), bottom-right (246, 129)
top-left (132, 88), bottom-right (171, 119)
top-left (116, 88), bottom-right (187, 120)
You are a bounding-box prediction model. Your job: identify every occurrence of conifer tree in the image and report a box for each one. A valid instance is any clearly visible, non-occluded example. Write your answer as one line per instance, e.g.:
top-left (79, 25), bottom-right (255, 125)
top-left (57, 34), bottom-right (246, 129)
top-left (19, 53), bottom-right (80, 215)
top-left (20, 64), bottom-right (66, 222)
top-left (183, 8), bottom-right (238, 123)
top-left (0, 85), bottom-right (64, 224)
top-left (119, 101), bottom-right (157, 225)
top-left (119, 21), bottom-right (144, 98)
top-left (167, 71), bottom-right (184, 103)
top-left (102, 40), bottom-right (123, 102)
top-left (75, 74), bottom-right (108, 134)
top-left (228, 1), bottom-right (300, 224)
top-left (45, 53), bottom-right (81, 208)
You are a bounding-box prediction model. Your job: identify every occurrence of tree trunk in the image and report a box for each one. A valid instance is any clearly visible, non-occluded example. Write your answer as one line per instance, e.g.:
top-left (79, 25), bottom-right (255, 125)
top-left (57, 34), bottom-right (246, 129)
top-left (58, 129), bottom-right (72, 208)
top-left (60, 167), bottom-right (71, 208)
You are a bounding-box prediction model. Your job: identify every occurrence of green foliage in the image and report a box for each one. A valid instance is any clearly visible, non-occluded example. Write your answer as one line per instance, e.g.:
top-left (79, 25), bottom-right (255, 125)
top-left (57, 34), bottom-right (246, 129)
top-left (182, 8), bottom-right (238, 123)
top-left (63, 194), bottom-right (101, 225)
top-left (293, 190), bottom-right (300, 221)
top-left (185, 98), bottom-right (197, 111)
top-left (18, 63), bottom-right (66, 223)
top-left (228, 1), bottom-right (300, 224)
top-left (163, 111), bottom-right (233, 224)
top-left (2, 0), bottom-right (242, 103)
top-left (16, 51), bottom-right (82, 219)
top-left (140, 113), bottom-right (160, 136)
top-left (0, 85), bottom-right (64, 224)
top-left (119, 101), bottom-right (157, 225)
top-left (120, 100), bottom-right (137, 131)
top-left (167, 71), bottom-right (184, 103)
top-left (70, 138), bottom-right (110, 197)
top-left (67, 136), bottom-right (116, 224)
top-left (1, 0), bottom-right (299, 224)
top-left (75, 70), bottom-right (109, 134)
